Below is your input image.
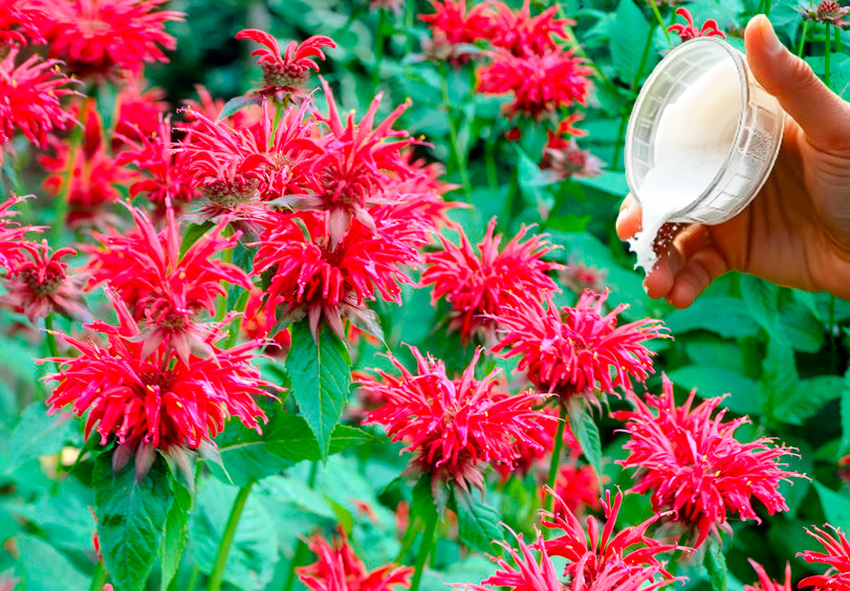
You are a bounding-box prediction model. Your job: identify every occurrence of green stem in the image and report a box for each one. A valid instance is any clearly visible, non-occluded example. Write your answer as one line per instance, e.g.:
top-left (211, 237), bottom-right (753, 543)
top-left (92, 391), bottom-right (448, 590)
top-left (438, 62), bottom-right (472, 200)
top-left (89, 561), bottom-right (107, 591)
top-left (647, 0), bottom-right (670, 44)
top-left (373, 9), bottom-right (386, 92)
top-left (546, 405), bottom-right (568, 514)
top-left (764, 0), bottom-right (772, 17)
top-left (484, 137), bottom-right (498, 190)
top-left (186, 565), bottom-right (200, 591)
top-left (44, 314), bottom-right (59, 359)
top-left (206, 483), bottom-right (254, 591)
top-left (409, 510), bottom-right (439, 591)
top-left (797, 20), bottom-right (809, 56)
top-left (825, 23), bottom-right (832, 89)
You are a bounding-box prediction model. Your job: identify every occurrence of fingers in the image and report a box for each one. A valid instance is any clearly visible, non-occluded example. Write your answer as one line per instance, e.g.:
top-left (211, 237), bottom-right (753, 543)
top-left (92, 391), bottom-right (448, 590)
top-left (616, 194), bottom-right (641, 240)
top-left (744, 15), bottom-right (850, 147)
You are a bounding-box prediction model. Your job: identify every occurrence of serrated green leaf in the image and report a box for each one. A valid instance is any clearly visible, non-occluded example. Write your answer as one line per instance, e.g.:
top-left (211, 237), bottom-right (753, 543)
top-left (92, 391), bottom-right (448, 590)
top-left (610, 0), bottom-right (651, 83)
top-left (774, 376), bottom-right (843, 425)
top-left (759, 335), bottom-right (798, 421)
top-left (94, 454), bottom-right (173, 591)
top-left (3, 403), bottom-right (73, 475)
top-left (668, 365), bottom-right (761, 416)
top-left (705, 538), bottom-right (728, 591)
top-left (16, 533), bottom-right (88, 591)
top-left (814, 481), bottom-right (850, 529)
top-left (411, 473), bottom-right (437, 524)
top-left (287, 322), bottom-right (351, 459)
top-left (328, 425), bottom-right (382, 454)
top-left (161, 479), bottom-right (192, 590)
top-left (740, 275), bottom-right (780, 334)
top-left (665, 296), bottom-right (760, 338)
top-left (179, 221), bottom-right (214, 257)
top-left (572, 170), bottom-right (629, 197)
top-left (453, 491), bottom-right (503, 554)
top-left (568, 402), bottom-right (602, 480)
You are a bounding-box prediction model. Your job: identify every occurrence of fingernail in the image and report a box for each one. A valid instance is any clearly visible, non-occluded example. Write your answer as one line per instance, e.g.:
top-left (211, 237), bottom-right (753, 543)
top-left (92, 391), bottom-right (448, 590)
top-left (617, 202), bottom-right (633, 226)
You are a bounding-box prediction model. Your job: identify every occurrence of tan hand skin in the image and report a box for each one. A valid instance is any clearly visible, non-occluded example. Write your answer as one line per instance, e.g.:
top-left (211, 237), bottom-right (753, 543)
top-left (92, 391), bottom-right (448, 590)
top-left (616, 15), bottom-right (850, 309)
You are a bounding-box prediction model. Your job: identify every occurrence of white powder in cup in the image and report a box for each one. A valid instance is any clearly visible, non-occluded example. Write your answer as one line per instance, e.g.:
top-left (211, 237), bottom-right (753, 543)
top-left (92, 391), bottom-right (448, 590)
top-left (628, 56), bottom-right (743, 273)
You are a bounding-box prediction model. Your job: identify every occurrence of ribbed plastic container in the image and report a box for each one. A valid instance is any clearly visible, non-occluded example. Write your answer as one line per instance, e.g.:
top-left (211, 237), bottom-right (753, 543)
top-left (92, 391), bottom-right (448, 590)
top-left (625, 37), bottom-right (785, 225)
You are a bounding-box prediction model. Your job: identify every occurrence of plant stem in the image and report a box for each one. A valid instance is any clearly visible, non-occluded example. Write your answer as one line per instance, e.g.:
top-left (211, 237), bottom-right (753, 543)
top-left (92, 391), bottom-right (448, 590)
top-left (764, 0), bottom-right (772, 17)
top-left (186, 565), bottom-right (200, 591)
top-left (409, 510), bottom-right (439, 591)
top-left (647, 0), bottom-right (670, 44)
top-left (484, 137), bottom-right (498, 190)
top-left (825, 23), bottom-right (832, 89)
top-left (206, 483), bottom-right (254, 591)
top-left (797, 20), bottom-right (809, 56)
top-left (89, 561), bottom-right (107, 591)
top-left (373, 8), bottom-right (386, 92)
top-left (546, 405), bottom-right (567, 514)
top-left (43, 314), bottom-right (59, 359)
top-left (438, 62), bottom-right (472, 200)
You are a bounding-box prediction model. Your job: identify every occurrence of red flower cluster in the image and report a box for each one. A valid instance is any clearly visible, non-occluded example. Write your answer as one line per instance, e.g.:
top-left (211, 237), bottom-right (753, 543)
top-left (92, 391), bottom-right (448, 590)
top-left (668, 8), bottom-right (727, 42)
top-left (297, 529), bottom-right (413, 591)
top-left (84, 204), bottom-right (251, 362)
top-left (38, 0), bottom-right (184, 79)
top-left (421, 218), bottom-right (562, 344)
top-left (492, 290), bottom-right (668, 403)
top-left (798, 525), bottom-right (850, 589)
top-left (0, 0), bottom-right (46, 46)
top-left (362, 346), bottom-right (554, 495)
top-left (459, 490), bottom-right (680, 591)
top-left (613, 376), bottom-right (801, 548)
top-left (482, 0), bottom-right (572, 57)
top-left (44, 291), bottom-right (277, 455)
top-left (0, 47), bottom-right (78, 149)
top-left (419, 0), bottom-right (491, 62)
top-left (542, 119), bottom-right (604, 181)
top-left (236, 29), bottom-right (336, 104)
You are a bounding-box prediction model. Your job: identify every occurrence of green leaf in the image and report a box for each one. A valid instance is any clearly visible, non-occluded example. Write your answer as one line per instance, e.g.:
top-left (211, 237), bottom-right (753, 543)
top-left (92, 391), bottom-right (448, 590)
top-left (610, 0), bottom-right (651, 83)
top-left (840, 368), bottom-right (850, 458)
top-left (218, 94), bottom-right (263, 120)
top-left (704, 538), bottom-right (728, 591)
top-left (572, 171), bottom-right (629, 198)
top-left (740, 275), bottom-right (780, 334)
top-left (453, 491), bottom-right (503, 554)
top-left (94, 453), bottom-right (173, 591)
top-left (774, 376), bottom-right (843, 426)
top-left (16, 533), bottom-right (88, 591)
top-left (759, 335), bottom-right (798, 421)
top-left (287, 322), bottom-right (352, 459)
top-left (179, 221), bottom-right (215, 257)
top-left (668, 365), bottom-right (761, 416)
top-left (544, 214), bottom-right (591, 233)
top-left (665, 296), bottom-right (760, 338)
top-left (411, 473), bottom-right (438, 525)
top-left (161, 479), bottom-right (192, 591)
top-left (328, 425), bottom-right (382, 455)
top-left (568, 402), bottom-right (602, 480)
top-left (3, 403), bottom-right (73, 475)
top-left (814, 481), bottom-right (850, 529)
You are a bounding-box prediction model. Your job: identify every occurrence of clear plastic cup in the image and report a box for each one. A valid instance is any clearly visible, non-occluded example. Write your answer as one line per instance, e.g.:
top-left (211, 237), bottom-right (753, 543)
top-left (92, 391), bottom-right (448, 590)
top-left (625, 37), bottom-right (785, 225)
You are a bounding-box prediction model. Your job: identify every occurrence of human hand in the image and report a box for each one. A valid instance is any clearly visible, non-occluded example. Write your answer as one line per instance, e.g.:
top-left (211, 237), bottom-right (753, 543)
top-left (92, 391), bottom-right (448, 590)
top-left (616, 15), bottom-right (850, 308)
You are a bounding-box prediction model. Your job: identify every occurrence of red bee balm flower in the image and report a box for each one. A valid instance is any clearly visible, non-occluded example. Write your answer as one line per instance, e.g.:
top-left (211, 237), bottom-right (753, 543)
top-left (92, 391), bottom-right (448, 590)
top-left (798, 525), bottom-right (850, 590)
top-left (1, 240), bottom-right (88, 323)
top-left (421, 218), bottom-right (562, 344)
top-left (492, 290), bottom-right (668, 402)
top-left (0, 195), bottom-right (42, 273)
top-left (44, 292), bottom-right (278, 452)
top-left (253, 209), bottom-right (423, 340)
top-left (457, 490), bottom-right (680, 591)
top-left (38, 0), bottom-right (184, 79)
top-left (297, 529), bottom-right (413, 591)
top-left (0, 48), bottom-right (78, 148)
top-left (362, 346), bottom-right (554, 495)
top-left (236, 29), bottom-right (336, 103)
top-left (481, 0), bottom-right (573, 57)
top-left (420, 0), bottom-right (490, 63)
top-left (612, 376), bottom-right (801, 548)
top-left (85, 204), bottom-right (251, 362)
top-left (0, 0), bottom-right (46, 46)
top-left (668, 8), bottom-right (727, 42)
top-left (477, 48), bottom-right (592, 121)
top-left (744, 559), bottom-right (792, 591)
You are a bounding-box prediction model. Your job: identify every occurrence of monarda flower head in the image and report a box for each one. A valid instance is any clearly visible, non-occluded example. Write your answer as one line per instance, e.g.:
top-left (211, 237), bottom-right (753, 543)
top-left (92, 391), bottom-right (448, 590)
top-left (476, 48), bottom-right (593, 121)
top-left (0, 48), bottom-right (78, 148)
top-left (744, 559), bottom-right (792, 591)
top-left (668, 8), bottom-right (727, 42)
top-left (492, 290), bottom-right (668, 404)
top-left (612, 375), bottom-right (802, 548)
top-left (84, 204), bottom-right (251, 363)
top-left (37, 0), bottom-right (184, 79)
top-left (43, 291), bottom-right (278, 457)
top-left (1, 240), bottom-right (88, 323)
top-left (362, 346), bottom-right (554, 495)
top-left (480, 0), bottom-right (572, 58)
top-left (421, 218), bottom-right (562, 345)
top-left (236, 29), bottom-right (336, 104)
top-left (456, 490), bottom-right (680, 591)
top-left (798, 525), bottom-right (850, 589)
top-left (252, 209), bottom-right (422, 341)
top-left (0, 0), bottom-right (46, 46)
top-left (797, 0), bottom-right (850, 26)
top-left (297, 528), bottom-right (413, 591)
top-left (0, 195), bottom-right (42, 273)
top-left (419, 0), bottom-right (490, 63)
top-left (542, 137), bottom-right (604, 182)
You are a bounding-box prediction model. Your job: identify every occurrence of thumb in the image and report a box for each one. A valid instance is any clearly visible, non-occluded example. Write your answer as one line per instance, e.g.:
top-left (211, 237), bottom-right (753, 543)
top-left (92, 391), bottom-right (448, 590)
top-left (744, 14), bottom-right (850, 146)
